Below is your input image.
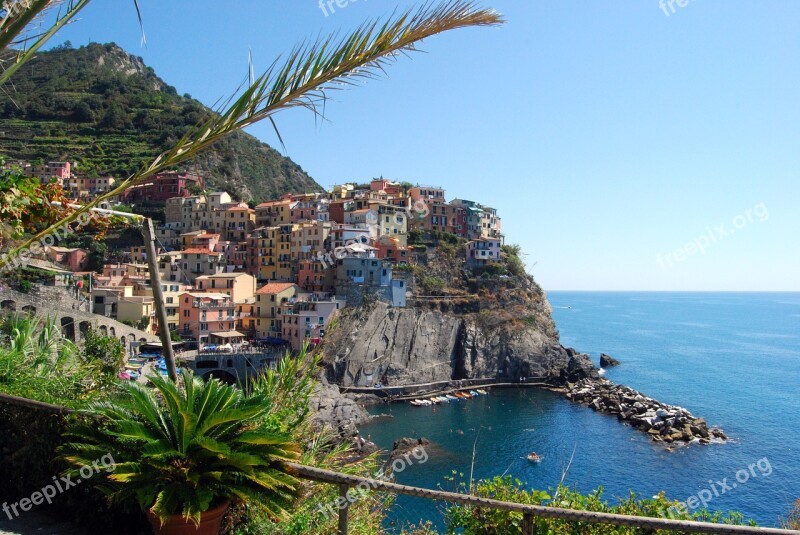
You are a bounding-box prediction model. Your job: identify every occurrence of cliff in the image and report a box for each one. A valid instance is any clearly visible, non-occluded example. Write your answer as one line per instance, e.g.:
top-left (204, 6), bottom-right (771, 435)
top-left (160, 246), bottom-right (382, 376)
top-left (322, 283), bottom-right (597, 388)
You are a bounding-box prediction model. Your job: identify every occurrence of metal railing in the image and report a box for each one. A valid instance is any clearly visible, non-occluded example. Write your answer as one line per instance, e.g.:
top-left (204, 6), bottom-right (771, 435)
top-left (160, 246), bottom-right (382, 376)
top-left (281, 461), bottom-right (800, 535)
top-left (3, 394), bottom-right (798, 535)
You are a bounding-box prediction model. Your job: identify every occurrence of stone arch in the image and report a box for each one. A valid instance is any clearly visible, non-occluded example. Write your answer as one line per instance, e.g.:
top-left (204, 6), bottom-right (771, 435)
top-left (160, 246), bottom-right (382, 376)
top-left (128, 333), bottom-right (136, 342)
top-left (120, 336), bottom-right (127, 347)
top-left (202, 370), bottom-right (237, 385)
top-left (79, 321), bottom-right (90, 339)
top-left (139, 338), bottom-right (147, 343)
top-left (99, 325), bottom-right (108, 336)
top-left (21, 304), bottom-right (36, 315)
top-left (1, 299), bottom-right (16, 312)
top-left (60, 317), bottom-right (75, 341)
top-left (110, 327), bottom-right (116, 337)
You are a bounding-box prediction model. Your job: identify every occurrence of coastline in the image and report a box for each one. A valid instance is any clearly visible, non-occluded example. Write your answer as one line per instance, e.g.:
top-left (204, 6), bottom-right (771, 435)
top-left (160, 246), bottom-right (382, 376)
top-left (318, 373), bottom-right (724, 449)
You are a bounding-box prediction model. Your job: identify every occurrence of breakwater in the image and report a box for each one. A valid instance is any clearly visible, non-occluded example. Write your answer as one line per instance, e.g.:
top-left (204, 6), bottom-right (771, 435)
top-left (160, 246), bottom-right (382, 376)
top-left (565, 378), bottom-right (727, 445)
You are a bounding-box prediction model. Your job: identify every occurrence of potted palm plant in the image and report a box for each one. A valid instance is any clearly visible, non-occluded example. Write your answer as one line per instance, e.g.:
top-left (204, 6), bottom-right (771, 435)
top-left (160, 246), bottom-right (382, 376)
top-left (61, 369), bottom-right (300, 535)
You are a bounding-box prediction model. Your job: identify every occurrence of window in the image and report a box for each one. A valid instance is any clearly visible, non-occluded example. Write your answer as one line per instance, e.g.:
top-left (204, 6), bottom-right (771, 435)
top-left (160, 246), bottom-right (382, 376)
top-left (183, 310), bottom-right (190, 318)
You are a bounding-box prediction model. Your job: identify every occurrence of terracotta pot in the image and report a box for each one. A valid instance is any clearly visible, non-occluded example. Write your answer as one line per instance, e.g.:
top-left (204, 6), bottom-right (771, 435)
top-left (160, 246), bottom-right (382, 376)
top-left (146, 500), bottom-right (230, 535)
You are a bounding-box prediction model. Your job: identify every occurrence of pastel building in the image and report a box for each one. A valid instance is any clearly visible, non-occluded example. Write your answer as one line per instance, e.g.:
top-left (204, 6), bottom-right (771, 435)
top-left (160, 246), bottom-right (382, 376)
top-left (280, 295), bottom-right (344, 351)
top-left (253, 282), bottom-right (297, 339)
top-left (465, 238), bottom-right (502, 267)
top-left (178, 292), bottom-right (237, 343)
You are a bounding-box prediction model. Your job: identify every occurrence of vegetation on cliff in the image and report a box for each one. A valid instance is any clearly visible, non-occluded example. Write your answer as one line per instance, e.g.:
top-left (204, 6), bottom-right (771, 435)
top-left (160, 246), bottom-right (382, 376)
top-left (0, 42), bottom-right (321, 201)
top-left (404, 231), bottom-right (557, 339)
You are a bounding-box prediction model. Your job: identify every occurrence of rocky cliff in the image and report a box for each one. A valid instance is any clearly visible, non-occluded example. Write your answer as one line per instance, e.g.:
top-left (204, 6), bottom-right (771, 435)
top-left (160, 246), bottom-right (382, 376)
top-left (322, 287), bottom-right (597, 388)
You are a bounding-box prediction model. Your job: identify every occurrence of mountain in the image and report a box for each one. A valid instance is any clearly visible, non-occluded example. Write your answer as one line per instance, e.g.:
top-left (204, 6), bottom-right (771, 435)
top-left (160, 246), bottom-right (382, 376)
top-left (0, 42), bottom-right (322, 202)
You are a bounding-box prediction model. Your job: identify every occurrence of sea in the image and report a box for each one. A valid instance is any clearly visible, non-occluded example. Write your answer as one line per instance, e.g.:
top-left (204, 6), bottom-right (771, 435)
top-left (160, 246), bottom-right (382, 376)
top-left (363, 292), bottom-right (800, 531)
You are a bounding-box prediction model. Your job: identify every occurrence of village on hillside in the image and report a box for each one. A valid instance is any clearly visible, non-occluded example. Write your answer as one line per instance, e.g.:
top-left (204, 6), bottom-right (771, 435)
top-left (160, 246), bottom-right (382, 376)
top-left (2, 160), bottom-right (504, 356)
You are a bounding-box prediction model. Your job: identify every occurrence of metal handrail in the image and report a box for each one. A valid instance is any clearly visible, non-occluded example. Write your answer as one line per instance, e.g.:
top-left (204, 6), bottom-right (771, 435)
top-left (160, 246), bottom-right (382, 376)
top-left (281, 461), bottom-right (800, 535)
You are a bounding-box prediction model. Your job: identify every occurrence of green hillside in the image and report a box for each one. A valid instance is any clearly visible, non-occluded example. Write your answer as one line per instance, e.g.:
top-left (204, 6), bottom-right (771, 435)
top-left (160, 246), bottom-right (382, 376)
top-left (0, 42), bottom-right (322, 202)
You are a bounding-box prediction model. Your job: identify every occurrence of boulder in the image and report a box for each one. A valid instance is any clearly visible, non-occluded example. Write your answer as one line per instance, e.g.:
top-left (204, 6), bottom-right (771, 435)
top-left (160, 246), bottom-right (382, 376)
top-left (599, 353), bottom-right (621, 368)
top-left (391, 437), bottom-right (431, 459)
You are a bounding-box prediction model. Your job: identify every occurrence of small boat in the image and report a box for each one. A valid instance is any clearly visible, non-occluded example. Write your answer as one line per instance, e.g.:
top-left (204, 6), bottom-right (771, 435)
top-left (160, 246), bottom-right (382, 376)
top-left (460, 392), bottom-right (473, 399)
top-left (454, 392), bottom-right (467, 399)
top-left (445, 395), bottom-right (459, 401)
top-left (527, 452), bottom-right (541, 463)
top-left (409, 400), bottom-right (421, 406)
top-left (436, 396), bottom-right (450, 403)
top-left (469, 390), bottom-right (480, 396)
top-left (476, 389), bottom-right (488, 395)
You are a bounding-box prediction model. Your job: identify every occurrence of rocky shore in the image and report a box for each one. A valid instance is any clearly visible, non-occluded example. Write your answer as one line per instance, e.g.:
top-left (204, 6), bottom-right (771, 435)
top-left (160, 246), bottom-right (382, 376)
top-left (565, 378), bottom-right (727, 445)
top-left (310, 379), bottom-right (379, 453)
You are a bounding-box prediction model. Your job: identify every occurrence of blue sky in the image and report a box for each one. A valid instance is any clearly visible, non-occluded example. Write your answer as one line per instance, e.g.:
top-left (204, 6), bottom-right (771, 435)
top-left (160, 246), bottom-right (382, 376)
top-left (52, 1), bottom-right (800, 291)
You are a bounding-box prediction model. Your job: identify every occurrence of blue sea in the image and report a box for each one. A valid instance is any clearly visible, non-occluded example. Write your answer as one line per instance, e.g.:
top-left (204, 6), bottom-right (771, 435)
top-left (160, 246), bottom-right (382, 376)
top-left (363, 292), bottom-right (800, 531)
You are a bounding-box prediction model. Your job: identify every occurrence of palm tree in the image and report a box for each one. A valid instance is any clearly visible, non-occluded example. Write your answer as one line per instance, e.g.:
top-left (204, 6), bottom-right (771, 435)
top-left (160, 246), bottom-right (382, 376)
top-left (61, 369), bottom-right (302, 525)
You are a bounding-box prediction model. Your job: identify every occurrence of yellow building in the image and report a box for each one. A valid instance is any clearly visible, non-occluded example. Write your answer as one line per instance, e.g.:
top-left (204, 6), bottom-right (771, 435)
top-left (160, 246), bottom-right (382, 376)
top-left (255, 200), bottom-right (293, 227)
top-left (248, 226), bottom-right (280, 282)
top-left (254, 282), bottom-right (297, 339)
top-left (117, 294), bottom-right (156, 334)
top-left (277, 224), bottom-right (298, 281)
top-left (291, 220), bottom-right (330, 262)
top-left (195, 272), bottom-right (256, 304)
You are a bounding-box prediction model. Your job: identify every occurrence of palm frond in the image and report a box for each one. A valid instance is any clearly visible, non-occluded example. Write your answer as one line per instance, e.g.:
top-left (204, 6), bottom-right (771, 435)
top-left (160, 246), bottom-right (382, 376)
top-left (0, 0), bottom-right (503, 272)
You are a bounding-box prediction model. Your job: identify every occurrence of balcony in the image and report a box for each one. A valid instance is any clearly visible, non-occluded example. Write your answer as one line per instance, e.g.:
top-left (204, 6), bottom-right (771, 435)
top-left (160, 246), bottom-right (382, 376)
top-left (194, 301), bottom-right (233, 310)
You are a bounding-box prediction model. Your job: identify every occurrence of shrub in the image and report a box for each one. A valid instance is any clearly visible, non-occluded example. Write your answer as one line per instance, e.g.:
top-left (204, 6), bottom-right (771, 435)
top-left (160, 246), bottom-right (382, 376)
top-left (444, 476), bottom-right (756, 534)
top-left (82, 327), bottom-right (125, 376)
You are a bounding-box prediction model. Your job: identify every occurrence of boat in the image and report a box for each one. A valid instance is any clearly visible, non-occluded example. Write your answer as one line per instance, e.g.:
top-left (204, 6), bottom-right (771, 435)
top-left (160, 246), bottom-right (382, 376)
top-left (435, 396), bottom-right (449, 403)
top-left (527, 452), bottom-right (541, 463)
top-left (445, 395), bottom-right (459, 401)
top-left (469, 390), bottom-right (480, 396)
top-left (476, 389), bottom-right (488, 395)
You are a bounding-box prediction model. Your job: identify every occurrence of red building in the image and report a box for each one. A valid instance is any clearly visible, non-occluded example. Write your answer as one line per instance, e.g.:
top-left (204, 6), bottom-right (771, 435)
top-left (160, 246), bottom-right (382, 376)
top-left (123, 171), bottom-right (204, 203)
top-left (373, 236), bottom-right (408, 264)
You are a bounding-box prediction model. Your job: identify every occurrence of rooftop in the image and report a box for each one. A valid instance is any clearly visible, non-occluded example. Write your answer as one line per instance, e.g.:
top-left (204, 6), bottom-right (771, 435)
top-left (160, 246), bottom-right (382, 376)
top-left (256, 282), bottom-right (296, 295)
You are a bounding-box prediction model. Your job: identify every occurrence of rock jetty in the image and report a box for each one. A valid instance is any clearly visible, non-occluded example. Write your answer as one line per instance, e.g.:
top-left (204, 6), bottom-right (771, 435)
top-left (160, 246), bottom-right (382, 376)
top-left (565, 378), bottom-right (727, 445)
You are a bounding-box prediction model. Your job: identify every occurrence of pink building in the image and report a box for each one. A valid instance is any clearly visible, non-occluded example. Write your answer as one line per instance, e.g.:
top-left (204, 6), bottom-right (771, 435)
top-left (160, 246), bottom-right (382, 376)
top-left (297, 260), bottom-right (335, 293)
top-left (46, 246), bottom-right (88, 272)
top-left (280, 296), bottom-right (344, 351)
top-left (290, 201), bottom-right (318, 223)
top-left (178, 292), bottom-right (237, 343)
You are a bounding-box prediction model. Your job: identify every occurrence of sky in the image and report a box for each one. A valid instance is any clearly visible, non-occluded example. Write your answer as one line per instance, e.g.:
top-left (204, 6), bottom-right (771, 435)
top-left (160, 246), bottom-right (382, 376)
top-left (50, 1), bottom-right (800, 291)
